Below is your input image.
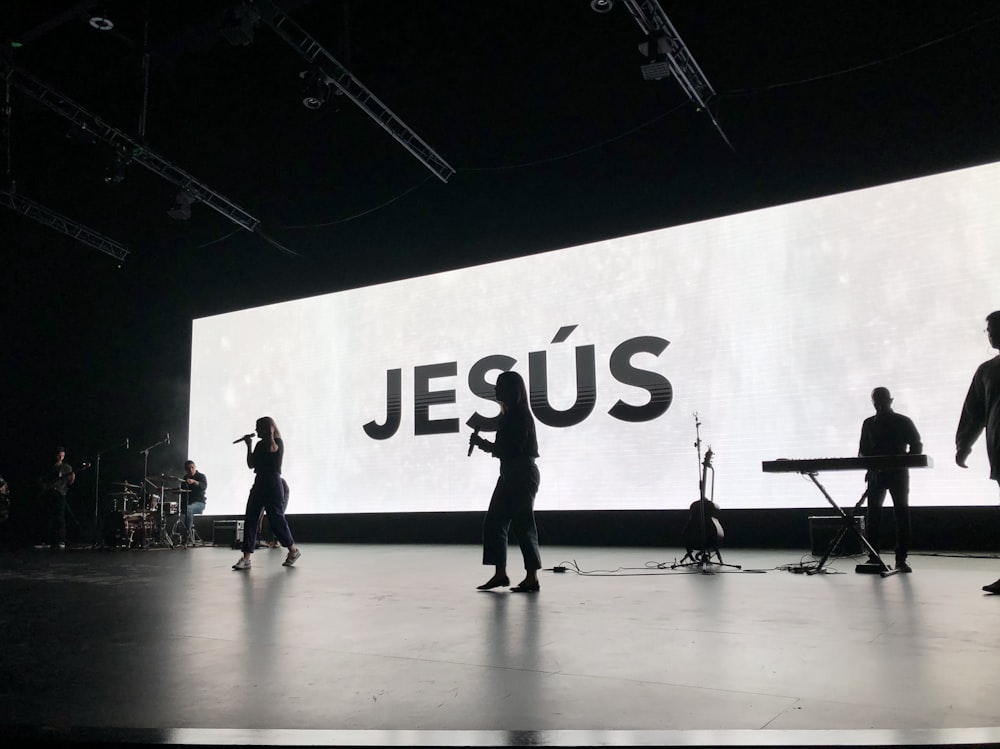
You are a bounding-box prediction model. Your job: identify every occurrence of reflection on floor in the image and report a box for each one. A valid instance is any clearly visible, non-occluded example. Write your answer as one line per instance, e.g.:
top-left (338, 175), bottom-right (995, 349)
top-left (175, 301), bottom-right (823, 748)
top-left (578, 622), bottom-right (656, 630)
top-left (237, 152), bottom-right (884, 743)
top-left (2, 544), bottom-right (999, 747)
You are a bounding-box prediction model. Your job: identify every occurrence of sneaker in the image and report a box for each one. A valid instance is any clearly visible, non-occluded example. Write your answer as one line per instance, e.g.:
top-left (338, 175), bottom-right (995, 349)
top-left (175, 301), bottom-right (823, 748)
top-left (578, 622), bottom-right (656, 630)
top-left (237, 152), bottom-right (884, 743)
top-left (895, 560), bottom-right (912, 573)
top-left (232, 557), bottom-right (252, 571)
top-left (983, 579), bottom-right (1000, 594)
top-left (282, 548), bottom-right (301, 567)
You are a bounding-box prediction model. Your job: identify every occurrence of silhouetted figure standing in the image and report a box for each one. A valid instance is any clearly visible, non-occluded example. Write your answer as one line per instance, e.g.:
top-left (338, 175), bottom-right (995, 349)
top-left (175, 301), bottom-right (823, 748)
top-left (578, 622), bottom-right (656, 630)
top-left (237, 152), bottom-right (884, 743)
top-left (38, 447), bottom-right (75, 550)
top-left (956, 311), bottom-right (1000, 593)
top-left (470, 371), bottom-right (542, 592)
top-left (232, 417), bottom-right (300, 570)
top-left (859, 387), bottom-right (922, 573)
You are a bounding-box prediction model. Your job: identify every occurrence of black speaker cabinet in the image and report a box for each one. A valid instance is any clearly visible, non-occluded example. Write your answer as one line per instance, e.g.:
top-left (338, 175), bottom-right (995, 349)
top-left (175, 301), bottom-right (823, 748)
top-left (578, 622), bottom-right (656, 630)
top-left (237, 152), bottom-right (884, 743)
top-left (212, 520), bottom-right (244, 547)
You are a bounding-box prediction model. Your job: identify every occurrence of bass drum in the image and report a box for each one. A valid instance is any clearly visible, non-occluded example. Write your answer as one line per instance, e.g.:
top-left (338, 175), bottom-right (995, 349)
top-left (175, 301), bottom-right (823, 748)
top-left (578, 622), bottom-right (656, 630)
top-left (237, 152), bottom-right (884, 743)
top-left (123, 513), bottom-right (152, 548)
top-left (102, 510), bottom-right (127, 548)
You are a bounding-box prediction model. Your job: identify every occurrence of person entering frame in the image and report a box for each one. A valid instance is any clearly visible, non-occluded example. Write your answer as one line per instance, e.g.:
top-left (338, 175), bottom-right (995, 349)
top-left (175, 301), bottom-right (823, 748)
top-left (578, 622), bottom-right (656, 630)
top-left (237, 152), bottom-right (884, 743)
top-left (858, 387), bottom-right (923, 573)
top-left (232, 417), bottom-right (300, 570)
top-left (955, 311), bottom-right (1000, 593)
top-left (469, 370), bottom-right (542, 593)
top-left (37, 447), bottom-right (76, 550)
top-left (180, 460), bottom-right (207, 545)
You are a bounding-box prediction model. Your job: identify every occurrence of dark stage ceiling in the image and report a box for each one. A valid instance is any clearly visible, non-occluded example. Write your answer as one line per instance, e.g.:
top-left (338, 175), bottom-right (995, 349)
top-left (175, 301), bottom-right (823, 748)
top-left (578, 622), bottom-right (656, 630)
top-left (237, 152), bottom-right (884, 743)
top-left (3, 1), bottom-right (1000, 485)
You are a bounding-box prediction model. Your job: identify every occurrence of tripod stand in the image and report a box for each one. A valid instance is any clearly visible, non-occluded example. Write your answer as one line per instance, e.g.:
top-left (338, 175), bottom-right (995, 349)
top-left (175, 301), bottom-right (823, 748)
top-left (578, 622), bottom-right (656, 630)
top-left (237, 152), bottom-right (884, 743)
top-left (673, 413), bottom-right (741, 573)
top-left (139, 434), bottom-right (174, 548)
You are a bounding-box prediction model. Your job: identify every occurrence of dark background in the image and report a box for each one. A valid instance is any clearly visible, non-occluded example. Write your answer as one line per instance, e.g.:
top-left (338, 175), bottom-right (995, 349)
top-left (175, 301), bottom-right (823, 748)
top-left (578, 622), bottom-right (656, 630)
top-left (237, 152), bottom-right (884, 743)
top-left (3, 1), bottom-right (1000, 546)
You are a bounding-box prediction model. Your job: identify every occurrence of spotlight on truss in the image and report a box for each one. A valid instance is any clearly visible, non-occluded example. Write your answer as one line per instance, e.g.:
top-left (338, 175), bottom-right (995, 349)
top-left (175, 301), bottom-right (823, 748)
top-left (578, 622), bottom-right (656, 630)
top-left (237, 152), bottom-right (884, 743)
top-left (104, 148), bottom-right (130, 184)
top-left (167, 190), bottom-right (197, 221)
top-left (590, 0), bottom-right (614, 13)
top-left (638, 32), bottom-right (672, 81)
top-left (300, 67), bottom-right (331, 110)
top-left (89, 9), bottom-right (114, 31)
top-left (221, 3), bottom-right (260, 46)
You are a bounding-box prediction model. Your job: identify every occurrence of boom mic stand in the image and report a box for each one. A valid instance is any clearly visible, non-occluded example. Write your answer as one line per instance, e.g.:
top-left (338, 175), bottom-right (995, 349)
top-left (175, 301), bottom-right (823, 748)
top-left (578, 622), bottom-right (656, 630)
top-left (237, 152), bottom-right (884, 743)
top-left (673, 413), bottom-right (741, 573)
top-left (139, 434), bottom-right (173, 548)
top-left (90, 438), bottom-right (129, 548)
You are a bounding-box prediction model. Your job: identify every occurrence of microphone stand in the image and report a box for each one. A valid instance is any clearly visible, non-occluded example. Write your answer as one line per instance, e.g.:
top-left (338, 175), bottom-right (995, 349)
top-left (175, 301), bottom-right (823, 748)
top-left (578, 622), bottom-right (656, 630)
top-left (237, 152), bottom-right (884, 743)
top-left (91, 439), bottom-right (128, 548)
top-left (139, 435), bottom-right (172, 548)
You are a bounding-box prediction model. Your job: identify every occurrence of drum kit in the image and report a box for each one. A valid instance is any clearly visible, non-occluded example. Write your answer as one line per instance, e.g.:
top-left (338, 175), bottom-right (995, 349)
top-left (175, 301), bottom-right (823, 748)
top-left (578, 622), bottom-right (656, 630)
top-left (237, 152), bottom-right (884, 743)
top-left (104, 476), bottom-right (191, 549)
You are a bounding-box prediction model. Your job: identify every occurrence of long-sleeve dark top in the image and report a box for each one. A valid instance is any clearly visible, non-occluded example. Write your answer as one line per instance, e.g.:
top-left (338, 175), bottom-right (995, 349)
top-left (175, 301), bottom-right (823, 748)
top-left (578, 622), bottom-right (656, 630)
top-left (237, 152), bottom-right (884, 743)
top-left (489, 406), bottom-right (539, 463)
top-left (252, 438), bottom-right (284, 475)
top-left (859, 410), bottom-right (923, 458)
top-left (184, 471), bottom-right (208, 504)
top-left (957, 356), bottom-right (1000, 480)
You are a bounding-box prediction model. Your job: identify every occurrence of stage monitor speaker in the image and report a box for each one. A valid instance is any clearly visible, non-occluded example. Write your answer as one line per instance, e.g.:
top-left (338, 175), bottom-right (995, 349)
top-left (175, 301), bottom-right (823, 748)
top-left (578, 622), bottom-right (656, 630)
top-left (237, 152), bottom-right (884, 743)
top-left (808, 515), bottom-right (864, 556)
top-left (213, 520), bottom-right (244, 547)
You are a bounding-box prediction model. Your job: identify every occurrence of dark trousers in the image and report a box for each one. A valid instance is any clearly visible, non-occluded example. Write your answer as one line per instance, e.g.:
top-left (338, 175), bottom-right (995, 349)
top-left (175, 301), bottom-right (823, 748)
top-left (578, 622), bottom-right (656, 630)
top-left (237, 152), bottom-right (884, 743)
top-left (257, 480), bottom-right (289, 542)
top-left (241, 474), bottom-right (294, 553)
top-left (866, 470), bottom-right (910, 560)
top-left (482, 460), bottom-right (541, 571)
top-left (44, 489), bottom-right (67, 546)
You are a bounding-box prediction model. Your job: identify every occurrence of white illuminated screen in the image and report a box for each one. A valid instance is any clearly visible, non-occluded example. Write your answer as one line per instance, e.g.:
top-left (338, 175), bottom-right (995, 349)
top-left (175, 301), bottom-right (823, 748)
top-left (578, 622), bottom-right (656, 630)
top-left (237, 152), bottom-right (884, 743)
top-left (190, 160), bottom-right (1000, 515)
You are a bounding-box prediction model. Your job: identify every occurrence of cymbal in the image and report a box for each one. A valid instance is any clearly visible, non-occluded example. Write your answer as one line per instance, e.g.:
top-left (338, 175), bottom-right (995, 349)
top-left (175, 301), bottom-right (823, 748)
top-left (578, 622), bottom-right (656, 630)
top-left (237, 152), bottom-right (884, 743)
top-left (108, 491), bottom-right (138, 497)
top-left (163, 488), bottom-right (191, 494)
top-left (111, 481), bottom-right (142, 489)
top-left (145, 475), bottom-right (181, 486)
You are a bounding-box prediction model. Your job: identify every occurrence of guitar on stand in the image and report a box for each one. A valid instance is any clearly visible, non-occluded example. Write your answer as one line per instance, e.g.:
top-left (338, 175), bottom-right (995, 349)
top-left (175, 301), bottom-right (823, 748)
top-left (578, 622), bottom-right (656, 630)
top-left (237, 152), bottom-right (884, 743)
top-left (673, 414), bottom-right (741, 572)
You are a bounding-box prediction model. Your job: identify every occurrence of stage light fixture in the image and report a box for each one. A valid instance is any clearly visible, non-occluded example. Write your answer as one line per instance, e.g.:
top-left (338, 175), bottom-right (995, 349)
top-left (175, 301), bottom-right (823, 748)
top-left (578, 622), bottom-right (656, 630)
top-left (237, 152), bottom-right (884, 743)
top-left (104, 149), bottom-right (130, 183)
top-left (167, 190), bottom-right (196, 221)
top-left (88, 10), bottom-right (114, 31)
top-left (300, 67), bottom-right (330, 110)
top-left (638, 33), bottom-right (671, 81)
top-left (590, 0), bottom-right (614, 13)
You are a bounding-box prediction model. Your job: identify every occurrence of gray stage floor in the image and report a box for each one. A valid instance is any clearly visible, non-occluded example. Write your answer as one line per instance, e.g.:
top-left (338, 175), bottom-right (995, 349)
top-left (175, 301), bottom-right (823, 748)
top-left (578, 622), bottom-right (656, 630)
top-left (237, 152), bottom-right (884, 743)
top-left (2, 543), bottom-right (1000, 747)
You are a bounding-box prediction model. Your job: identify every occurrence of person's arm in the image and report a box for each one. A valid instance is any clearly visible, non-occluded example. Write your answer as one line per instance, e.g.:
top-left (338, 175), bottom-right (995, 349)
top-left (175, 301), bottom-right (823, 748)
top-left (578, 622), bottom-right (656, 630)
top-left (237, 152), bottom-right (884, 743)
top-left (244, 436), bottom-right (255, 469)
top-left (907, 418), bottom-right (923, 455)
top-left (858, 419), bottom-right (873, 457)
top-left (471, 432), bottom-right (495, 455)
top-left (956, 371), bottom-right (986, 467)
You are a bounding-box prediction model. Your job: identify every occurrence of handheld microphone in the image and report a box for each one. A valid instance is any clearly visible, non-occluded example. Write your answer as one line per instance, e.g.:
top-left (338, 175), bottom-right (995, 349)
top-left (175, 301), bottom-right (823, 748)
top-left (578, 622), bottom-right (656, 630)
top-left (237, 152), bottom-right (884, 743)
top-left (467, 428), bottom-right (479, 457)
top-left (233, 433), bottom-right (254, 445)
top-left (166, 432), bottom-right (170, 445)
top-left (125, 437), bottom-right (129, 449)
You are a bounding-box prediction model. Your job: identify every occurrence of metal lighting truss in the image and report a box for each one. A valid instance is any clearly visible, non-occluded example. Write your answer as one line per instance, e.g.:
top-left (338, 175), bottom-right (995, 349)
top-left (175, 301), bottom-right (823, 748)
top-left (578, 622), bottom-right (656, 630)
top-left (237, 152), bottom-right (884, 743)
top-left (252, 0), bottom-right (456, 183)
top-left (0, 189), bottom-right (130, 262)
top-left (620, 0), bottom-right (732, 148)
top-left (1, 61), bottom-right (262, 232)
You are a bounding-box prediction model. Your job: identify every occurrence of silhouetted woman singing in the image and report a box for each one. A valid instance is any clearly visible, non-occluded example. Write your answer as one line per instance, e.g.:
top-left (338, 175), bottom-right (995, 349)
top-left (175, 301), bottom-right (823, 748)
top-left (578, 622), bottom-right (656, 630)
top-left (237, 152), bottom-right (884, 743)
top-left (232, 416), bottom-right (301, 570)
top-left (469, 370), bottom-right (542, 592)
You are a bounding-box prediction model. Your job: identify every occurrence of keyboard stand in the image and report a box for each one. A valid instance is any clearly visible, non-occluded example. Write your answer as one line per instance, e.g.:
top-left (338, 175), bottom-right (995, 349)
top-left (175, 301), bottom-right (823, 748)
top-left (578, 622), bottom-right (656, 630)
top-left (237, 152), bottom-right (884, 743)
top-left (803, 472), bottom-right (896, 577)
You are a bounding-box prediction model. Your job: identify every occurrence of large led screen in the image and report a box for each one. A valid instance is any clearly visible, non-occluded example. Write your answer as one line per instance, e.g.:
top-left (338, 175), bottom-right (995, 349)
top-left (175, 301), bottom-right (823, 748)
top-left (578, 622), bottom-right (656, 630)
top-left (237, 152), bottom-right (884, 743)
top-left (190, 160), bottom-right (1000, 515)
